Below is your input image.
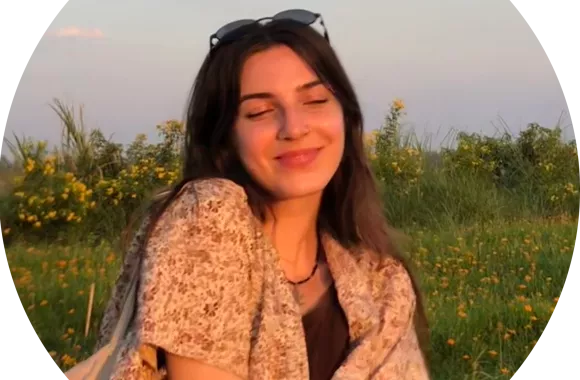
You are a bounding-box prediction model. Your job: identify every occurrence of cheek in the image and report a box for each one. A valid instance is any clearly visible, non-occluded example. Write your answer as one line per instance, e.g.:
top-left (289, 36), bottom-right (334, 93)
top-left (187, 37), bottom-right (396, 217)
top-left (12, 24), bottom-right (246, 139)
top-left (322, 112), bottom-right (346, 158)
top-left (234, 123), bottom-right (276, 170)
top-left (328, 118), bottom-right (345, 144)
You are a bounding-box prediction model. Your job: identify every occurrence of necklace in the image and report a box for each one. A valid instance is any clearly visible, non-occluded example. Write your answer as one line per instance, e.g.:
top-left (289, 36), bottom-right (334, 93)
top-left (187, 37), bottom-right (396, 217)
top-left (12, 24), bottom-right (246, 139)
top-left (286, 241), bottom-right (321, 286)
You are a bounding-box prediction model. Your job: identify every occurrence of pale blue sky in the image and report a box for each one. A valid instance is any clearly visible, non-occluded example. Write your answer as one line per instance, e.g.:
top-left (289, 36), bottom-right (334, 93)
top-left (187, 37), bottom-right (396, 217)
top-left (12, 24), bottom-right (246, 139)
top-left (3, 0), bottom-right (573, 151)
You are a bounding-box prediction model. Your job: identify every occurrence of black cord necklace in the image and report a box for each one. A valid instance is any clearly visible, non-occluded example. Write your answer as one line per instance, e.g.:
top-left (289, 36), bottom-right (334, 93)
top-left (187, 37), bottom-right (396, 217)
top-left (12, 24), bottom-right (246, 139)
top-left (286, 241), bottom-right (321, 286)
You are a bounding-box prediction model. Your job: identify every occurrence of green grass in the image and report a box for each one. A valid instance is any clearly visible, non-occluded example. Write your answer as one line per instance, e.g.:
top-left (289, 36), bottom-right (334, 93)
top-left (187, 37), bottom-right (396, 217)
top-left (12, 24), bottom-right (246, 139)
top-left (5, 217), bottom-right (575, 379)
top-left (408, 218), bottom-right (575, 379)
top-left (1, 94), bottom-right (576, 379)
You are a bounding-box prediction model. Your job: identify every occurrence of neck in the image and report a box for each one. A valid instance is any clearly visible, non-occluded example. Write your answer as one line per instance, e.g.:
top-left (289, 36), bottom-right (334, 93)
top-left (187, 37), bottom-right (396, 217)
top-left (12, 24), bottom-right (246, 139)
top-left (263, 191), bottom-right (322, 265)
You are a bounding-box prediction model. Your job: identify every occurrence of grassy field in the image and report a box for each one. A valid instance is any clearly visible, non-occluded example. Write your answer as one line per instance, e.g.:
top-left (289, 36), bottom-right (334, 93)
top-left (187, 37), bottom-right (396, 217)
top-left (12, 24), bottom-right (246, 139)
top-left (2, 101), bottom-right (577, 378)
top-left (5, 216), bottom-right (575, 379)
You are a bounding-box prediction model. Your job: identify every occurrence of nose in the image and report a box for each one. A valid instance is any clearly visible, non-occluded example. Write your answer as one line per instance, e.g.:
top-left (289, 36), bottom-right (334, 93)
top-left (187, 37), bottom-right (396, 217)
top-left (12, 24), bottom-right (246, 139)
top-left (277, 107), bottom-right (310, 140)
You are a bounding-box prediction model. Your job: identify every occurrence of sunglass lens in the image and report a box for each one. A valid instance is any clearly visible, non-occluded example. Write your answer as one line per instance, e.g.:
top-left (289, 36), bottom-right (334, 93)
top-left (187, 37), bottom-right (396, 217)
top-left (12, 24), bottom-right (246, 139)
top-left (273, 9), bottom-right (317, 25)
top-left (215, 19), bottom-right (256, 39)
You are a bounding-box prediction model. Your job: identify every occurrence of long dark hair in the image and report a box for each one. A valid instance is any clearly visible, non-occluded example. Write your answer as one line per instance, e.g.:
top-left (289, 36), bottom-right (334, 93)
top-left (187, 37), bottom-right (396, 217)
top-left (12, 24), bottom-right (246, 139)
top-left (130, 19), bottom-right (430, 366)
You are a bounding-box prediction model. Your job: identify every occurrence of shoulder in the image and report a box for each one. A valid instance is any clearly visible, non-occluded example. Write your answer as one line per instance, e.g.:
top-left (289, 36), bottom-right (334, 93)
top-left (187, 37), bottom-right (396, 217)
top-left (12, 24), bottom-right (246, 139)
top-left (145, 177), bottom-right (257, 267)
top-left (141, 177), bottom-right (258, 288)
top-left (358, 247), bottom-right (418, 309)
top-left (187, 177), bottom-right (249, 203)
top-left (167, 177), bottom-right (249, 214)
top-left (152, 178), bottom-right (252, 232)
top-left (140, 177), bottom-right (259, 278)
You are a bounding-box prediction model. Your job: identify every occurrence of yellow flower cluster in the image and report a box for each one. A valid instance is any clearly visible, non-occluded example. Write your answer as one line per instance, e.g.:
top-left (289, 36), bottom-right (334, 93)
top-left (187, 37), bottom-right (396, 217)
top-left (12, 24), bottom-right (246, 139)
top-left (363, 98), bottom-right (423, 191)
top-left (393, 98), bottom-right (405, 111)
top-left (549, 182), bottom-right (579, 204)
top-left (95, 158), bottom-right (180, 207)
top-left (13, 155), bottom-right (95, 229)
top-left (446, 141), bottom-right (499, 173)
top-left (8, 144), bottom-right (184, 233)
top-left (374, 146), bottom-right (424, 190)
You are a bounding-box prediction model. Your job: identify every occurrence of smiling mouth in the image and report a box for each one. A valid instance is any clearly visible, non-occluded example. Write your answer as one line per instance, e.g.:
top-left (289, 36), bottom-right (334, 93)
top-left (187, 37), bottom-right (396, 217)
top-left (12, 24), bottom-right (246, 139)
top-left (275, 148), bottom-right (322, 169)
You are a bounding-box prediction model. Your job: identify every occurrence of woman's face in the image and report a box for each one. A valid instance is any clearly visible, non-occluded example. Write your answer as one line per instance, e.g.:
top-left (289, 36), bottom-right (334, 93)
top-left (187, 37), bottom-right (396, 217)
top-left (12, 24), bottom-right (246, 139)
top-left (233, 45), bottom-right (345, 201)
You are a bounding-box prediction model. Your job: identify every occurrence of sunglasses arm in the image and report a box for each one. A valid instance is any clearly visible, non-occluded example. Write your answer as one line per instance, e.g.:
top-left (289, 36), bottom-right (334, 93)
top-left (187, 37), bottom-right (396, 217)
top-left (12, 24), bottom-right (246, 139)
top-left (209, 33), bottom-right (217, 49)
top-left (319, 16), bottom-right (330, 42)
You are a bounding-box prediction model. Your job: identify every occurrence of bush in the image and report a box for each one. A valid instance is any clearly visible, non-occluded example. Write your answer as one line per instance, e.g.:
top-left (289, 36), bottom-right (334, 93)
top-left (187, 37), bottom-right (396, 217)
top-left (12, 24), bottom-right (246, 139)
top-left (1, 100), bottom-right (183, 244)
top-left (367, 99), bottom-right (424, 195)
top-left (442, 123), bottom-right (579, 217)
top-left (1, 98), bottom-right (578, 245)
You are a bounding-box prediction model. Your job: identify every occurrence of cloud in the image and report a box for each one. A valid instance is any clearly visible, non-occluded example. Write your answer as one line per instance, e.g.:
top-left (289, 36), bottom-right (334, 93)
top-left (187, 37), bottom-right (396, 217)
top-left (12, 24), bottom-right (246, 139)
top-left (50, 26), bottom-right (105, 39)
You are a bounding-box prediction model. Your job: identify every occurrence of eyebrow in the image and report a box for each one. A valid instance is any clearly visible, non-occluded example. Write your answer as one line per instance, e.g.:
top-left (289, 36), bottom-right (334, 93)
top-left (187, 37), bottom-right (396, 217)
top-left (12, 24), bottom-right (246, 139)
top-left (239, 80), bottom-right (324, 103)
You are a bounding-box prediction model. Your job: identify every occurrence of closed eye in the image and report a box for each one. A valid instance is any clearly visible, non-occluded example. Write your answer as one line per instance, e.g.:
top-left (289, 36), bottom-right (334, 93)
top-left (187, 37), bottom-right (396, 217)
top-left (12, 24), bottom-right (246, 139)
top-left (305, 99), bottom-right (329, 105)
top-left (246, 109), bottom-right (273, 119)
top-left (245, 99), bottom-right (328, 119)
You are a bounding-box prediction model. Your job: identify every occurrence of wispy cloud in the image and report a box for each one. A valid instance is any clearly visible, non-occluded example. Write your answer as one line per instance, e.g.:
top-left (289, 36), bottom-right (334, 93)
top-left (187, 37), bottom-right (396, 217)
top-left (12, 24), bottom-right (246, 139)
top-left (49, 26), bottom-right (105, 39)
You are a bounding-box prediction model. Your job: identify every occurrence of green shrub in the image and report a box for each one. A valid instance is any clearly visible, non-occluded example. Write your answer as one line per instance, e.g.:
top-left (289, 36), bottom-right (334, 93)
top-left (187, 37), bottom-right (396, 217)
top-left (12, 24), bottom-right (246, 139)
top-left (1, 98), bottom-right (578, 245)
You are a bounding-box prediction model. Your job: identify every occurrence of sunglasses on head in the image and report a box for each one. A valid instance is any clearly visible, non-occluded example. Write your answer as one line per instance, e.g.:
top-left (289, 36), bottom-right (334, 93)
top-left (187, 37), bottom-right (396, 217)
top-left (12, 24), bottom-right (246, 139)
top-left (209, 9), bottom-right (329, 50)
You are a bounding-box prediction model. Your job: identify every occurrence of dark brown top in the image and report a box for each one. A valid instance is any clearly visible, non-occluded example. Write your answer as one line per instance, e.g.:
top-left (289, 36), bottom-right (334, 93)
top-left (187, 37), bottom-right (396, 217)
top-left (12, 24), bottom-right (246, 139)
top-left (302, 283), bottom-right (350, 380)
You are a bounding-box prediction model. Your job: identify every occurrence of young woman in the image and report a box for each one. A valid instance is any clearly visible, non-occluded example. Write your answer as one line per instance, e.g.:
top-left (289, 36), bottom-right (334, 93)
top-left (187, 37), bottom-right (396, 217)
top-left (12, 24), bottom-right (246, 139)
top-left (93, 9), bottom-right (430, 380)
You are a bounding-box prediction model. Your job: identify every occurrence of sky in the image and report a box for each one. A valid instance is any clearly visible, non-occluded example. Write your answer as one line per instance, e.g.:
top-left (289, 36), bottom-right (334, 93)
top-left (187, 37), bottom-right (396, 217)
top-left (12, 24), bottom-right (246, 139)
top-left (2, 0), bottom-right (573, 154)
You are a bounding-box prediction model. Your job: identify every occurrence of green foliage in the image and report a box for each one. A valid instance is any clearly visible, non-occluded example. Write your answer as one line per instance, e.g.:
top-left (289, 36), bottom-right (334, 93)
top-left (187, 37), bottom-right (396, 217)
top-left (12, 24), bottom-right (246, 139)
top-left (368, 99), bottom-right (424, 198)
top-left (441, 123), bottom-right (579, 217)
top-left (5, 219), bottom-right (575, 378)
top-left (1, 98), bottom-right (577, 379)
top-left (1, 98), bottom-right (578, 244)
top-left (0, 100), bottom-right (183, 244)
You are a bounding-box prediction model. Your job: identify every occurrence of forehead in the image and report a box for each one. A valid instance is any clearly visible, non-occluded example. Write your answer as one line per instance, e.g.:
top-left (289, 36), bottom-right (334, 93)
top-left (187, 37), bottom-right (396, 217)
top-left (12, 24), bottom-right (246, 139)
top-left (239, 45), bottom-right (321, 93)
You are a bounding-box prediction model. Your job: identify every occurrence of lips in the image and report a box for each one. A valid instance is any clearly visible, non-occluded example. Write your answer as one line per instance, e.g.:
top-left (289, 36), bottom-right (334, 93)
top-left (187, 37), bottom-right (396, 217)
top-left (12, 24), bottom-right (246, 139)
top-left (275, 148), bottom-right (321, 169)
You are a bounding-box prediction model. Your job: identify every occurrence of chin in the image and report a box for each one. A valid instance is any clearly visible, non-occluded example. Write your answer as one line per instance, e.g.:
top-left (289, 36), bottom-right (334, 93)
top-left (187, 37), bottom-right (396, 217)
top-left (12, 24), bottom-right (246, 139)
top-left (269, 174), bottom-right (333, 201)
